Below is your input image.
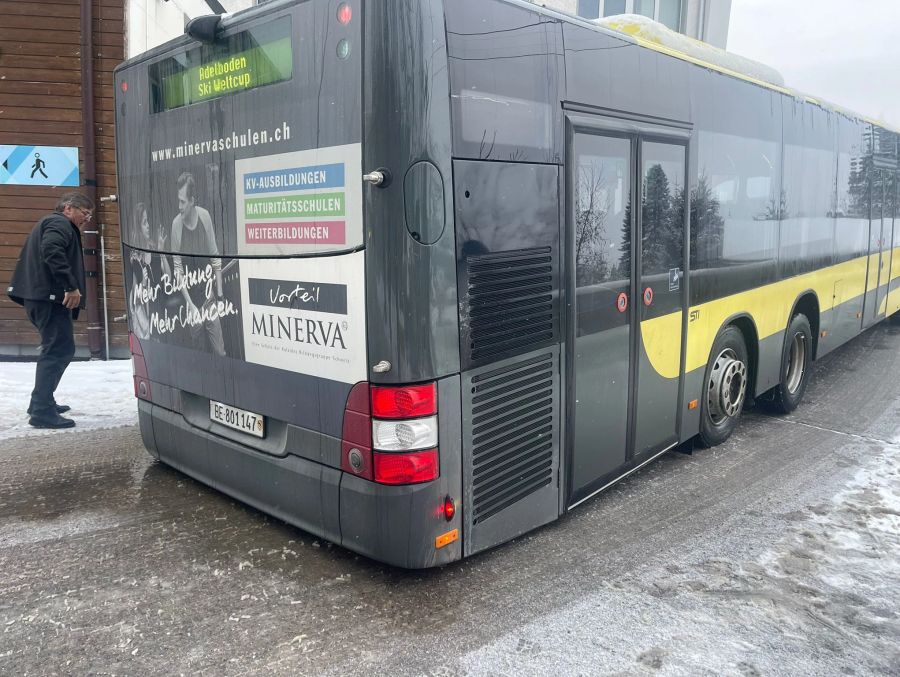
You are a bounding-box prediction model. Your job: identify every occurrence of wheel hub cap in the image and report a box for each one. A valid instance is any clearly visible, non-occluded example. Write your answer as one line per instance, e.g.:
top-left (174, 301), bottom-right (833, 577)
top-left (708, 349), bottom-right (747, 424)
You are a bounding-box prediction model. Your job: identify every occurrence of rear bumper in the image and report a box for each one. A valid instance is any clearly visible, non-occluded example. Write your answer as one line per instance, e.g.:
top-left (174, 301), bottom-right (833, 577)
top-left (140, 399), bottom-right (343, 544)
top-left (137, 375), bottom-right (463, 568)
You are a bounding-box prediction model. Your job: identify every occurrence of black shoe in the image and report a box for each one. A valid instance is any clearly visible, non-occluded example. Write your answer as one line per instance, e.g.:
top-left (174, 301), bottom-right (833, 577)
top-left (27, 404), bottom-right (71, 415)
top-left (28, 413), bottom-right (76, 429)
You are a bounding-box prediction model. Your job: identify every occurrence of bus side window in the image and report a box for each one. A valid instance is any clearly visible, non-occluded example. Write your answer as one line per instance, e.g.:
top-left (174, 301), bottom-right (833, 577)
top-left (697, 130), bottom-right (779, 267)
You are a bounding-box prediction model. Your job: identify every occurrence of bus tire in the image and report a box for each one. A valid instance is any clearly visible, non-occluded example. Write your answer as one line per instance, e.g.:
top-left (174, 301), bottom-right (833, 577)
top-left (768, 313), bottom-right (813, 414)
top-left (699, 325), bottom-right (749, 447)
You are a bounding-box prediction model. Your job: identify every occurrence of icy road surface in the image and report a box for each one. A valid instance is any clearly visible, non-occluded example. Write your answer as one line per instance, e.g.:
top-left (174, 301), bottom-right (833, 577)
top-left (0, 321), bottom-right (898, 675)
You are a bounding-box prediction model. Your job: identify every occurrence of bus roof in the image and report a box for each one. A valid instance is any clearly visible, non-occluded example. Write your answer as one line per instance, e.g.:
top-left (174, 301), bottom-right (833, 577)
top-left (517, 0), bottom-right (899, 135)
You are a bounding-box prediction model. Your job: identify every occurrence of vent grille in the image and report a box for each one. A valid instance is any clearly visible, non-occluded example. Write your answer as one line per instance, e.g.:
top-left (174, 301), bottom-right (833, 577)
top-left (471, 353), bottom-right (555, 524)
top-left (467, 248), bottom-right (555, 363)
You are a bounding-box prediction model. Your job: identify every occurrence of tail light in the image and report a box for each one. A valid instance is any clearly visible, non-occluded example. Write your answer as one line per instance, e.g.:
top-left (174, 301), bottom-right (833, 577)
top-left (371, 383), bottom-right (436, 418)
top-left (340, 382), bottom-right (439, 485)
top-left (373, 449), bottom-right (438, 485)
top-left (129, 332), bottom-right (151, 400)
top-left (341, 382), bottom-right (373, 480)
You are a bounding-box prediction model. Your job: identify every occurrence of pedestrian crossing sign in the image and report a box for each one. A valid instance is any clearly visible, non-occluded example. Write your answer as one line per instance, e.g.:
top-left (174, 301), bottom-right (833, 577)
top-left (0, 145), bottom-right (79, 187)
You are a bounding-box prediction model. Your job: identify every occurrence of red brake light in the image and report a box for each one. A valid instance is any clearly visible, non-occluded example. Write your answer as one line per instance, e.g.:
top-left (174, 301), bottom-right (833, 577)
top-left (374, 449), bottom-right (438, 485)
top-left (337, 3), bottom-right (352, 24)
top-left (371, 383), bottom-right (437, 419)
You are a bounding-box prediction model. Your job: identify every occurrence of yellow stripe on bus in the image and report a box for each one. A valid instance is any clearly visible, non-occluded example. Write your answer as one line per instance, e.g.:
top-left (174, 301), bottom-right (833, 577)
top-left (640, 249), bottom-right (900, 380)
top-left (639, 310), bottom-right (683, 379)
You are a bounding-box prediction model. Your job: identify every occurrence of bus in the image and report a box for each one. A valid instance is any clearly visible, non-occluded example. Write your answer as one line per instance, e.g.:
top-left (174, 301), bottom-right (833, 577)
top-left (115, 0), bottom-right (899, 568)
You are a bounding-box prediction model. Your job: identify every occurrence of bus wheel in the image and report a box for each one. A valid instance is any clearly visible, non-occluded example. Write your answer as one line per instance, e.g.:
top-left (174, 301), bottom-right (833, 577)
top-left (699, 325), bottom-right (749, 447)
top-left (768, 313), bottom-right (812, 414)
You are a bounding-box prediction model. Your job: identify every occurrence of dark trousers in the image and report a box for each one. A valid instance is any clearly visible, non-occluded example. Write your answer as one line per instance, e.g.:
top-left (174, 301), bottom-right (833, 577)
top-left (24, 300), bottom-right (75, 417)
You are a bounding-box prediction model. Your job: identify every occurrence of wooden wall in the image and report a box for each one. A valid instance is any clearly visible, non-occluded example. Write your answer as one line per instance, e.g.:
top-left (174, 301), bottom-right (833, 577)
top-left (0, 0), bottom-right (127, 356)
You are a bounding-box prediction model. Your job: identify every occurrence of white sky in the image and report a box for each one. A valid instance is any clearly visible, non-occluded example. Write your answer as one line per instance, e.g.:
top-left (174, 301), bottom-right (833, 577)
top-left (727, 0), bottom-right (900, 128)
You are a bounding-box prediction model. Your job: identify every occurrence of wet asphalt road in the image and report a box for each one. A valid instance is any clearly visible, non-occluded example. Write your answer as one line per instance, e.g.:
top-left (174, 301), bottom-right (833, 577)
top-left (1, 321), bottom-right (899, 676)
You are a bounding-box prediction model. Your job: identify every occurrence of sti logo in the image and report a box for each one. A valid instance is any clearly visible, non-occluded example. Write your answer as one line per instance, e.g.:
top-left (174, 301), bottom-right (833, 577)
top-left (690, 309), bottom-right (701, 323)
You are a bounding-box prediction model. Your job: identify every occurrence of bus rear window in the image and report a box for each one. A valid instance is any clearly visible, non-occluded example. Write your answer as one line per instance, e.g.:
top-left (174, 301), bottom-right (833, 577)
top-left (149, 18), bottom-right (292, 113)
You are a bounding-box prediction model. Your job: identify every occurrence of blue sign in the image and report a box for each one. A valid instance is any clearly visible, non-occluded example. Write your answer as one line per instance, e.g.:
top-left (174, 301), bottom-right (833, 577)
top-left (243, 163), bottom-right (345, 194)
top-left (0, 145), bottom-right (79, 187)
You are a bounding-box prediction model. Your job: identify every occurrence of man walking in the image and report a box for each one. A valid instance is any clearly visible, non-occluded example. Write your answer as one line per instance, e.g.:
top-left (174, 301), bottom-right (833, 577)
top-left (6, 192), bottom-right (92, 429)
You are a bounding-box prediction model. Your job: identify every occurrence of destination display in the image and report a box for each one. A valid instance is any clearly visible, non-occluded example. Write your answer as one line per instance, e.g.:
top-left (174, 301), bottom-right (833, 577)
top-left (150, 19), bottom-right (293, 113)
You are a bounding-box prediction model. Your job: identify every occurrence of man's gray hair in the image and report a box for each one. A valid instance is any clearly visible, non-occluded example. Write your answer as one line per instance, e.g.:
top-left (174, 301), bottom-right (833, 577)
top-left (55, 192), bottom-right (95, 213)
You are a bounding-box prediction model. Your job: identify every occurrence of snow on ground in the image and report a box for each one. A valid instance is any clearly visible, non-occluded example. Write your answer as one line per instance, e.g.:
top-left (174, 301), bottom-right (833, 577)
top-left (461, 432), bottom-right (900, 675)
top-left (0, 360), bottom-right (136, 441)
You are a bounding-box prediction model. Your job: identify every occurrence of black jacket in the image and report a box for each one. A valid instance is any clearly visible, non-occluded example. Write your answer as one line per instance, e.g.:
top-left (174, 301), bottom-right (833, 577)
top-left (7, 213), bottom-right (86, 313)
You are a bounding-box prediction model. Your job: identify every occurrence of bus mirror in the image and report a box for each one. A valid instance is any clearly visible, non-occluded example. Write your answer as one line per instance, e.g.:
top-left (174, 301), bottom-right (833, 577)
top-left (186, 15), bottom-right (222, 44)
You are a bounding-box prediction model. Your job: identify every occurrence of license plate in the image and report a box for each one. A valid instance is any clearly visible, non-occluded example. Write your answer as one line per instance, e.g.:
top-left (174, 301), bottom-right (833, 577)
top-left (210, 401), bottom-right (265, 438)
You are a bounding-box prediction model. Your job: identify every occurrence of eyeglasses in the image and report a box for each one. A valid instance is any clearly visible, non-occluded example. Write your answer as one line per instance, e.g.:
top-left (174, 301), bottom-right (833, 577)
top-left (77, 208), bottom-right (93, 220)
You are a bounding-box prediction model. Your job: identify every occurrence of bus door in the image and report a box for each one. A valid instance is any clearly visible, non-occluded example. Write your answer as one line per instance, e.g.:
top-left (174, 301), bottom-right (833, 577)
top-left (887, 174), bottom-right (899, 316)
top-left (567, 119), bottom-right (688, 506)
top-left (865, 169), bottom-right (892, 326)
top-left (877, 172), bottom-right (897, 318)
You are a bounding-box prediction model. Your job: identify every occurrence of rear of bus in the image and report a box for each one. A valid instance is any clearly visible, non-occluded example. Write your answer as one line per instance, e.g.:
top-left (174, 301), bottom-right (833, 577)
top-left (115, 0), bottom-right (466, 568)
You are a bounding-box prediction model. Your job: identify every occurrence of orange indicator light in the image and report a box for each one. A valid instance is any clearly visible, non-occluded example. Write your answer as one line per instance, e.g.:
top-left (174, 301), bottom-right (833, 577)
top-left (688, 399), bottom-right (699, 410)
top-left (435, 529), bottom-right (459, 549)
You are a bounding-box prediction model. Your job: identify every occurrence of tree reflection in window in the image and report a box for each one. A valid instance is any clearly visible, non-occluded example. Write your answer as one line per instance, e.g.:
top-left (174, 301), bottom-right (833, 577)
top-left (575, 141), bottom-right (630, 287)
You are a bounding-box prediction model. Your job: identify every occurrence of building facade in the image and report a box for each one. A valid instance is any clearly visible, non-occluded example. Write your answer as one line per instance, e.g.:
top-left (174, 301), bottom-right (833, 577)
top-left (0, 0), bottom-right (126, 358)
top-left (127, 0), bottom-right (255, 58)
top-left (533, 0), bottom-right (732, 48)
top-left (0, 0), bottom-right (254, 358)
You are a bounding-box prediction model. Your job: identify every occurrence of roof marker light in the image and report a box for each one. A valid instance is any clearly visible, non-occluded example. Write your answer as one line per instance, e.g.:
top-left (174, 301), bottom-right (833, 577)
top-left (337, 3), bottom-right (352, 25)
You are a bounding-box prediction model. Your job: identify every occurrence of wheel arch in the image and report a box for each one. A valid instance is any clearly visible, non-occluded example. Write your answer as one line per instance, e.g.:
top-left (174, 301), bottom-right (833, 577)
top-left (788, 290), bottom-right (821, 360)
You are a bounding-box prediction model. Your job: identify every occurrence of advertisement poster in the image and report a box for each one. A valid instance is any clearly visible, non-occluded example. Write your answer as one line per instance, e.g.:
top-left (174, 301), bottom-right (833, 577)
top-left (124, 145), bottom-right (366, 385)
top-left (125, 170), bottom-right (245, 359)
top-left (235, 143), bottom-right (363, 255)
top-left (238, 252), bottom-right (367, 384)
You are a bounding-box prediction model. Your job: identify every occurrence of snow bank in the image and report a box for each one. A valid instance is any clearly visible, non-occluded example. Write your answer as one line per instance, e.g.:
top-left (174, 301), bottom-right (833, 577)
top-left (596, 14), bottom-right (786, 89)
top-left (0, 360), bottom-right (136, 441)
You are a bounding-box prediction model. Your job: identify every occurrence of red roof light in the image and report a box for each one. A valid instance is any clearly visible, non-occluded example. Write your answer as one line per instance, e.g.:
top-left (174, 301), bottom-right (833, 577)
top-left (337, 3), bottom-right (352, 25)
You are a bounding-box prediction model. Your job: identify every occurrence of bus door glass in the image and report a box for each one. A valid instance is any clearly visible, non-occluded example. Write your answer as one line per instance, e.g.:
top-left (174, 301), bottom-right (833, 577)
top-left (875, 172), bottom-right (896, 317)
top-left (889, 174), bottom-right (899, 315)
top-left (633, 141), bottom-right (686, 457)
top-left (569, 130), bottom-right (687, 503)
top-left (571, 133), bottom-right (633, 497)
top-left (866, 169), bottom-right (889, 325)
